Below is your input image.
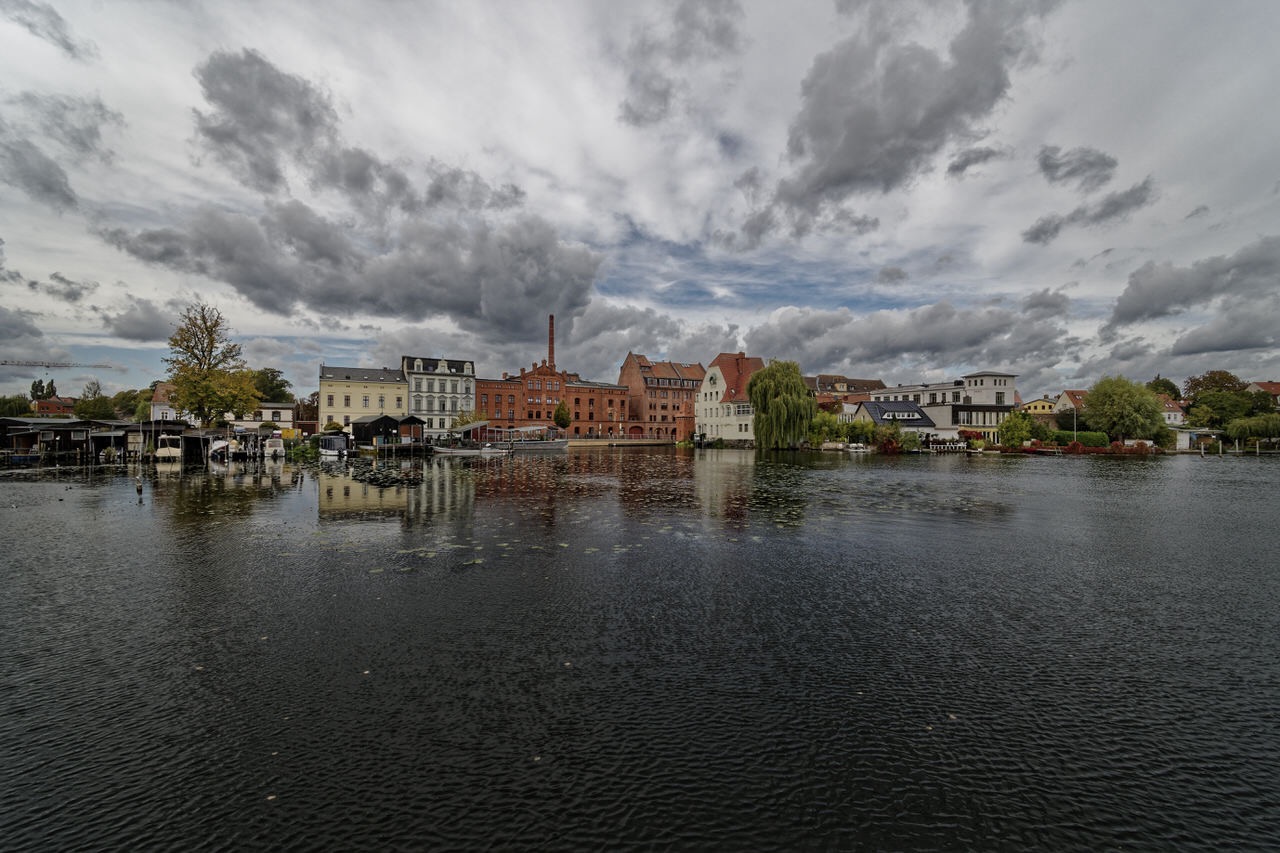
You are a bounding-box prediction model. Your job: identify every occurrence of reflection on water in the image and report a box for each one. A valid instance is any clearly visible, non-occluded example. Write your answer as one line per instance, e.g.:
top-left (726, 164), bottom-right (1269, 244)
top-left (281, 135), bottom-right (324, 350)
top-left (3, 449), bottom-right (1278, 851)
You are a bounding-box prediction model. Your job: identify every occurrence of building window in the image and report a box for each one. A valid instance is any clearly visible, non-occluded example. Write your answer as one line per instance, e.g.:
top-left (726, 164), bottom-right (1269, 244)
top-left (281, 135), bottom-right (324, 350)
top-left (327, 394), bottom-right (334, 407)
top-left (343, 415), bottom-right (350, 425)
top-left (271, 410), bottom-right (280, 421)
top-left (396, 397), bottom-right (402, 409)
top-left (362, 396), bottom-right (369, 408)
top-left (378, 395), bottom-right (385, 409)
top-left (343, 395), bottom-right (351, 407)
top-left (996, 392), bottom-right (1006, 406)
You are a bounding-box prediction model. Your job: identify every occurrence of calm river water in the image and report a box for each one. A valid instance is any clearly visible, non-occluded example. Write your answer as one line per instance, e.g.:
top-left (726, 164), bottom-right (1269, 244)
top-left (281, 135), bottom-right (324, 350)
top-left (2, 448), bottom-right (1277, 851)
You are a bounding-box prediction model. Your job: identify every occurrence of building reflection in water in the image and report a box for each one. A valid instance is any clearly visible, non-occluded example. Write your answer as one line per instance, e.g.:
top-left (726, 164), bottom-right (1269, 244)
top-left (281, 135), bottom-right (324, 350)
top-left (315, 448), bottom-right (807, 532)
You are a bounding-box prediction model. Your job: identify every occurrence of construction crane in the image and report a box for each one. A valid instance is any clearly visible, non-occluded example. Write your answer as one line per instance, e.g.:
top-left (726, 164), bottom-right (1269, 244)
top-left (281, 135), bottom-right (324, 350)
top-left (0, 360), bottom-right (114, 369)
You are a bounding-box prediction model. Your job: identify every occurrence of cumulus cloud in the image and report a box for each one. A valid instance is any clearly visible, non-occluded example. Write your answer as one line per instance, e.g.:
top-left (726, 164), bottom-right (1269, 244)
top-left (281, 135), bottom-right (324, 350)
top-left (1169, 298), bottom-right (1280, 356)
top-left (736, 1), bottom-right (1055, 247)
top-left (98, 295), bottom-right (179, 341)
top-left (100, 207), bottom-right (602, 341)
top-left (0, 0), bottom-right (98, 60)
top-left (742, 300), bottom-right (1078, 382)
top-left (91, 49), bottom-right (599, 345)
top-left (1036, 144), bottom-right (1117, 192)
top-left (1105, 234), bottom-right (1280, 331)
top-left (617, 0), bottom-right (746, 126)
top-left (1022, 177), bottom-right (1155, 244)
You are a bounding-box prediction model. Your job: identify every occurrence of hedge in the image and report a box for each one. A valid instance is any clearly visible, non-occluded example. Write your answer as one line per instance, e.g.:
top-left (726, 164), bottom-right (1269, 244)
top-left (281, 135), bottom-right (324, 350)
top-left (1052, 430), bottom-right (1109, 447)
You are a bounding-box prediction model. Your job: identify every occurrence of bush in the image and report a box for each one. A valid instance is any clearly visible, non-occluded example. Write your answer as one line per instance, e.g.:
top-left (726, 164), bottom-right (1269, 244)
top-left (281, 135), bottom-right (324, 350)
top-left (1053, 430), bottom-right (1108, 447)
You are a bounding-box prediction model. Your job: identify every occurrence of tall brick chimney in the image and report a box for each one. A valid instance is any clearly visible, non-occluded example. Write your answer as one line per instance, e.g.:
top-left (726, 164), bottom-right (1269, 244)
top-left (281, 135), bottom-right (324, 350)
top-left (548, 314), bottom-right (555, 370)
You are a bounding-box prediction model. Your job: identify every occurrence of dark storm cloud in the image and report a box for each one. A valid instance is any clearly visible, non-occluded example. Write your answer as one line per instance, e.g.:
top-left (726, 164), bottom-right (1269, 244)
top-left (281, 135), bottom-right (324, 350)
top-left (1106, 234), bottom-right (1280, 330)
top-left (0, 0), bottom-right (97, 60)
top-left (84, 48), bottom-right (595, 343)
top-left (1036, 145), bottom-right (1117, 192)
top-left (100, 295), bottom-right (173, 341)
top-left (0, 136), bottom-right (77, 209)
top-left (27, 270), bottom-right (97, 302)
top-left (947, 145), bottom-right (1006, 177)
top-left (1168, 298), bottom-right (1280, 356)
top-left (192, 49), bottom-right (522, 221)
top-left (192, 48), bottom-right (341, 193)
top-left (877, 266), bottom-right (907, 284)
top-left (1022, 177), bottom-right (1155, 245)
top-left (618, 0), bottom-right (745, 126)
top-left (743, 299), bottom-right (1077, 380)
top-left (740, 1), bottom-right (1054, 247)
top-left (101, 206), bottom-right (602, 342)
top-left (1185, 204), bottom-right (1209, 220)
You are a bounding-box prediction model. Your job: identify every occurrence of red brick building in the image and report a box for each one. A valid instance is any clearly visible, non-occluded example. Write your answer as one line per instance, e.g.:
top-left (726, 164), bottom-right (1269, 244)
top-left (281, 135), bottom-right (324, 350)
top-left (34, 395), bottom-right (76, 416)
top-left (474, 316), bottom-right (630, 438)
top-left (616, 352), bottom-right (705, 440)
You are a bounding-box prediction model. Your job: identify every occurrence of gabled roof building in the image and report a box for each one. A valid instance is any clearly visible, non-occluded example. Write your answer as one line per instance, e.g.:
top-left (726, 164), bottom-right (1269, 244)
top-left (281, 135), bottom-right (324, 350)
top-left (696, 352), bottom-right (766, 445)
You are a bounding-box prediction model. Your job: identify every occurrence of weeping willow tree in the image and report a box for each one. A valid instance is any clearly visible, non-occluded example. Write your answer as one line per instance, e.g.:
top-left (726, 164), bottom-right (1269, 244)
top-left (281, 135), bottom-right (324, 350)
top-left (747, 360), bottom-right (816, 450)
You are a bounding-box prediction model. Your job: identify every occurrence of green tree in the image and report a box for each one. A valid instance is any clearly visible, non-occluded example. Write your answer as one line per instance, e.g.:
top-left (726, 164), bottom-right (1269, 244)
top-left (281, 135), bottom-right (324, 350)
top-left (74, 379), bottom-right (116, 420)
top-left (1146, 375), bottom-right (1180, 399)
top-left (747, 360), bottom-right (816, 450)
top-left (1084, 375), bottom-right (1164, 442)
top-left (163, 302), bottom-right (260, 427)
top-left (0, 394), bottom-right (32, 416)
top-left (1187, 389), bottom-right (1251, 429)
top-left (30, 378), bottom-right (56, 400)
top-left (1183, 370), bottom-right (1246, 401)
top-left (251, 367), bottom-right (294, 402)
top-left (1225, 413), bottom-right (1280, 443)
top-left (134, 398), bottom-right (151, 422)
top-left (452, 409), bottom-right (480, 428)
top-left (110, 388), bottom-right (141, 418)
top-left (552, 400), bottom-right (571, 430)
top-left (999, 410), bottom-right (1035, 447)
top-left (846, 418), bottom-right (875, 445)
top-left (808, 410), bottom-right (843, 446)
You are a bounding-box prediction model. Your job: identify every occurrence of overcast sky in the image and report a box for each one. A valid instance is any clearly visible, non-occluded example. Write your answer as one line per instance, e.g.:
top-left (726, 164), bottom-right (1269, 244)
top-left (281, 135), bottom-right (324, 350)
top-left (2, 0), bottom-right (1279, 401)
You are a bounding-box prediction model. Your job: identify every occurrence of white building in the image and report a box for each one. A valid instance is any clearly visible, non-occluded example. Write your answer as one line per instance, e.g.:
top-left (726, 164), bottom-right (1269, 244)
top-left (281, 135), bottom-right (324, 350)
top-left (696, 352), bottom-right (765, 445)
top-left (872, 371), bottom-right (1018, 443)
top-left (400, 355), bottom-right (476, 441)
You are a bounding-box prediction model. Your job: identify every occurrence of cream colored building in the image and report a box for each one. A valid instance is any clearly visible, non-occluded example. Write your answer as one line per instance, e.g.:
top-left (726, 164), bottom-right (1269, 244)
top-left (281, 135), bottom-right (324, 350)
top-left (318, 365), bottom-right (407, 432)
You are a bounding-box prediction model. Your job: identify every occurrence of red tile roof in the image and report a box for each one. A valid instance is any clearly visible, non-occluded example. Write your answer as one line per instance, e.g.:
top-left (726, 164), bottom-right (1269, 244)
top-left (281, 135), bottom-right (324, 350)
top-left (709, 352), bottom-right (765, 403)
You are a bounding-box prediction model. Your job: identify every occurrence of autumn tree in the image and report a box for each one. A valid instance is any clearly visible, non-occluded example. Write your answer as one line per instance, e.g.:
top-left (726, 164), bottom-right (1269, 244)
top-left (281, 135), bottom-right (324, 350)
top-left (1183, 370), bottom-right (1246, 401)
top-left (747, 360), bottom-right (816, 450)
top-left (163, 302), bottom-right (260, 427)
top-left (294, 390), bottom-right (319, 423)
top-left (1084, 375), bottom-right (1163, 442)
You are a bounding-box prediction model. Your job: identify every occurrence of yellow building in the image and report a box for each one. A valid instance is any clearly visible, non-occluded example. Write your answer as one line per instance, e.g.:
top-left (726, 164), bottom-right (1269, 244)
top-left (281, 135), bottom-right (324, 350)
top-left (318, 365), bottom-right (407, 432)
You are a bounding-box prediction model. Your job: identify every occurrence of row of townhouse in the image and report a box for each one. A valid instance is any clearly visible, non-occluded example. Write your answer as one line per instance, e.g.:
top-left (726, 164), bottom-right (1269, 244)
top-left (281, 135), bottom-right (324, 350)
top-left (316, 315), bottom-right (1024, 447)
top-left (318, 318), bottom-right (706, 441)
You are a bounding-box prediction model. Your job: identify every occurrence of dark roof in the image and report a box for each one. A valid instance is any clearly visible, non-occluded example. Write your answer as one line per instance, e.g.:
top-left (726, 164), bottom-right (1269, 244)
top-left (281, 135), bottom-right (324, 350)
top-left (857, 400), bottom-right (936, 427)
top-left (318, 365), bottom-right (406, 382)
